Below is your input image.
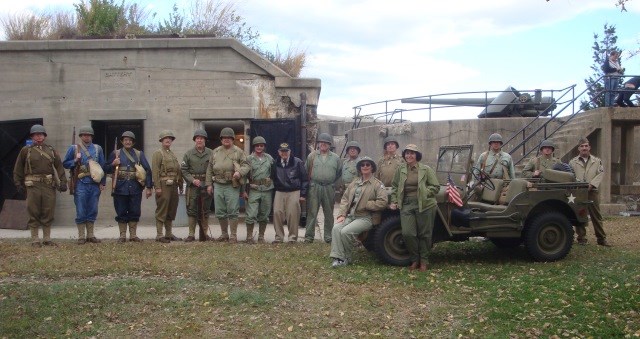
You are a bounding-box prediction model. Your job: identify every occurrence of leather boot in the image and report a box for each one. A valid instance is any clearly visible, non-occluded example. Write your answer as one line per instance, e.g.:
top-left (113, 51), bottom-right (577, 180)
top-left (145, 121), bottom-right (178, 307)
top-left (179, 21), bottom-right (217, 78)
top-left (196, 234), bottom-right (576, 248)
top-left (257, 222), bottom-right (267, 244)
top-left (86, 222), bottom-right (101, 243)
top-left (77, 223), bottom-right (86, 244)
top-left (245, 223), bottom-right (255, 244)
top-left (129, 222), bottom-right (142, 242)
top-left (118, 222), bottom-right (127, 243)
top-left (156, 221), bottom-right (169, 243)
top-left (229, 219), bottom-right (238, 243)
top-left (217, 219), bottom-right (229, 242)
top-left (165, 220), bottom-right (182, 241)
top-left (185, 216), bottom-right (197, 242)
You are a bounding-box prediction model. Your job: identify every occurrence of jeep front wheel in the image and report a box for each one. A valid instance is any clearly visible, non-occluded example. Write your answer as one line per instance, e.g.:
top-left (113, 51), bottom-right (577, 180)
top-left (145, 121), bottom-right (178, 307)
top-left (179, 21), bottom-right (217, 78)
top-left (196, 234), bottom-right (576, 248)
top-left (373, 215), bottom-right (411, 266)
top-left (524, 212), bottom-right (573, 262)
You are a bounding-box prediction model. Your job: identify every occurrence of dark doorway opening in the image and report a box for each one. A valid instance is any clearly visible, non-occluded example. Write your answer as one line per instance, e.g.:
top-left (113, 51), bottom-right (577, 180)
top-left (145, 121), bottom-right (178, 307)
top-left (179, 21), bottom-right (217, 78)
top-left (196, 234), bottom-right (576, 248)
top-left (249, 118), bottom-right (302, 160)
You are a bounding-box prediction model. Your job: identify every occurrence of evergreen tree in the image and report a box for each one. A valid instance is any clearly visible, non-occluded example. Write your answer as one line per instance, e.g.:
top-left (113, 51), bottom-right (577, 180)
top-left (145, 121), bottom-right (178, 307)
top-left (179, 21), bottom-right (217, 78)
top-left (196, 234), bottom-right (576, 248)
top-left (581, 24), bottom-right (622, 110)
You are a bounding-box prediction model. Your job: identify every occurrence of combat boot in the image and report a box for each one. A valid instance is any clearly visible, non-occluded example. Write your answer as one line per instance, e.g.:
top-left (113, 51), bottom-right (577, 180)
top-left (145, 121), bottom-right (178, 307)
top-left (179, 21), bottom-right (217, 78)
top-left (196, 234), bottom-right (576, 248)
top-left (118, 222), bottom-right (127, 243)
top-left (245, 223), bottom-right (255, 244)
top-left (129, 222), bottom-right (142, 242)
top-left (257, 222), bottom-right (267, 244)
top-left (185, 216), bottom-right (197, 242)
top-left (229, 219), bottom-right (238, 243)
top-left (77, 223), bottom-right (87, 244)
top-left (165, 220), bottom-right (182, 241)
top-left (216, 219), bottom-right (229, 242)
top-left (86, 222), bottom-right (101, 243)
top-left (156, 221), bottom-right (169, 243)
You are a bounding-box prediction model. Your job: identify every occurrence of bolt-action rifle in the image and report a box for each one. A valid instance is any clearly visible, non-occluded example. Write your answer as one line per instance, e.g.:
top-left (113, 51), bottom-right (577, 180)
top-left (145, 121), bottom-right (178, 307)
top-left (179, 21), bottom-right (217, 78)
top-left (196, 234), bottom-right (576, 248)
top-left (112, 137), bottom-right (119, 192)
top-left (69, 127), bottom-right (78, 195)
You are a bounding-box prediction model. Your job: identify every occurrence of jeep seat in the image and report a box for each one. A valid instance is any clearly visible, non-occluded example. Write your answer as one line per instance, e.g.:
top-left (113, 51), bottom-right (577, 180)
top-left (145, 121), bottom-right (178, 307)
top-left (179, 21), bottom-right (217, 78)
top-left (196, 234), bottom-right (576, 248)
top-left (467, 179), bottom-right (528, 212)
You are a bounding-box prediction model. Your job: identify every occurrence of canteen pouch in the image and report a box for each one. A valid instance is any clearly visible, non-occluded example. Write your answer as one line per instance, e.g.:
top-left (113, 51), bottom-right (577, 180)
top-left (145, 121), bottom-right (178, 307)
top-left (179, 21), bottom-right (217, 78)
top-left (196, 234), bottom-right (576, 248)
top-left (134, 163), bottom-right (146, 186)
top-left (88, 159), bottom-right (104, 183)
top-left (165, 179), bottom-right (174, 186)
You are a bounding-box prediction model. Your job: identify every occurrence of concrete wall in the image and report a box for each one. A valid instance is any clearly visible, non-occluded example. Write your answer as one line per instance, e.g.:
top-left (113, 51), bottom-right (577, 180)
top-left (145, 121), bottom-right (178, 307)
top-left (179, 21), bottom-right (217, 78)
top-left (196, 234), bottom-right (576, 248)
top-left (0, 38), bottom-right (320, 227)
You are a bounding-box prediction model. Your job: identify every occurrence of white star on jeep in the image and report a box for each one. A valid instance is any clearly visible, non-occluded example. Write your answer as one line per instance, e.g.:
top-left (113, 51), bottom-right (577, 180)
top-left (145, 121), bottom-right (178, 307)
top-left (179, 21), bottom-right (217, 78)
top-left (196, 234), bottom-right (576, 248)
top-left (567, 193), bottom-right (576, 204)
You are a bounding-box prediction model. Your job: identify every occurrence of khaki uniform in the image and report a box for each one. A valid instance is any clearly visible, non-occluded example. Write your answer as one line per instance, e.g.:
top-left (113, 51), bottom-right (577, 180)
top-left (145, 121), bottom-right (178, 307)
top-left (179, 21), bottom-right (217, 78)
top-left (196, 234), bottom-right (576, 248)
top-left (522, 155), bottom-right (561, 178)
top-left (13, 144), bottom-right (67, 244)
top-left (569, 155), bottom-right (607, 242)
top-left (152, 147), bottom-right (183, 239)
top-left (476, 150), bottom-right (516, 179)
top-left (181, 147), bottom-right (213, 238)
top-left (341, 157), bottom-right (360, 189)
top-left (245, 152), bottom-right (275, 242)
top-left (205, 145), bottom-right (250, 240)
top-left (376, 154), bottom-right (403, 187)
top-left (305, 150), bottom-right (342, 242)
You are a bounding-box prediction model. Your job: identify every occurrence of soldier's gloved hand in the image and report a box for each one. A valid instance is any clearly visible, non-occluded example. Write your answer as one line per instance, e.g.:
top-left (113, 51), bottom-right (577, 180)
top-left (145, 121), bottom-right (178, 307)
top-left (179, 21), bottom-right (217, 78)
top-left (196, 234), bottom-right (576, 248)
top-left (58, 182), bottom-right (68, 192)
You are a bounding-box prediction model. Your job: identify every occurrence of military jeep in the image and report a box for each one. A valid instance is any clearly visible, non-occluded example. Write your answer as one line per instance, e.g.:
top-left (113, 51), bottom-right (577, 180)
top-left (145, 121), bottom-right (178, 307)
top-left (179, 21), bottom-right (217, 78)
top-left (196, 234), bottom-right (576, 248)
top-left (365, 144), bottom-right (591, 265)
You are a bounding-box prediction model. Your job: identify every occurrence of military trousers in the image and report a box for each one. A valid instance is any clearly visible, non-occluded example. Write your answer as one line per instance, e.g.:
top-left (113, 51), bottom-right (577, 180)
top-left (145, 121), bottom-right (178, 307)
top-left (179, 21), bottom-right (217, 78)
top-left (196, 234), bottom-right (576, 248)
top-left (73, 180), bottom-right (101, 224)
top-left (186, 186), bottom-right (212, 218)
top-left (400, 196), bottom-right (436, 264)
top-left (273, 190), bottom-right (301, 242)
top-left (213, 182), bottom-right (240, 220)
top-left (155, 180), bottom-right (179, 222)
top-left (575, 190), bottom-right (607, 241)
top-left (305, 182), bottom-right (335, 242)
top-left (26, 182), bottom-right (57, 241)
top-left (113, 192), bottom-right (142, 223)
top-left (245, 189), bottom-right (272, 225)
top-left (329, 215), bottom-right (372, 262)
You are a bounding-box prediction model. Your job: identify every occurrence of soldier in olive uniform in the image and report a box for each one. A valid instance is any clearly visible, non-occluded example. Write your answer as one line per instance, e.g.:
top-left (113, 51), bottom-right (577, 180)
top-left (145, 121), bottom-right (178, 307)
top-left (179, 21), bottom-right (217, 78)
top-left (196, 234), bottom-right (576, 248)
top-left (206, 127), bottom-right (250, 243)
top-left (305, 133), bottom-right (342, 243)
top-left (181, 129), bottom-right (213, 242)
top-left (341, 140), bottom-right (361, 191)
top-left (104, 131), bottom-right (153, 242)
top-left (13, 124), bottom-right (68, 247)
top-left (243, 136), bottom-right (275, 243)
top-left (152, 130), bottom-right (183, 243)
top-left (476, 133), bottom-right (515, 180)
top-left (376, 136), bottom-right (403, 187)
top-left (63, 126), bottom-right (106, 244)
top-left (522, 139), bottom-right (561, 179)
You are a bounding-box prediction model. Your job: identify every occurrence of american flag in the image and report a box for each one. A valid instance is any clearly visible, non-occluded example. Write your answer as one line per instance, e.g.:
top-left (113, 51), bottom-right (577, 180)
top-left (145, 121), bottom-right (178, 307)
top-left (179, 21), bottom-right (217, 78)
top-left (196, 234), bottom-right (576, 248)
top-left (446, 175), bottom-right (463, 207)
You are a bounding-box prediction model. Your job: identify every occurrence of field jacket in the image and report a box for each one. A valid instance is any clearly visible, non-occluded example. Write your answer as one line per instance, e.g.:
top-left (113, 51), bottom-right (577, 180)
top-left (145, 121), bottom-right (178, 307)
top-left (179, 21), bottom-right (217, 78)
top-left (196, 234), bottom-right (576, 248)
top-left (390, 163), bottom-right (440, 211)
top-left (569, 155), bottom-right (604, 189)
top-left (338, 176), bottom-right (388, 224)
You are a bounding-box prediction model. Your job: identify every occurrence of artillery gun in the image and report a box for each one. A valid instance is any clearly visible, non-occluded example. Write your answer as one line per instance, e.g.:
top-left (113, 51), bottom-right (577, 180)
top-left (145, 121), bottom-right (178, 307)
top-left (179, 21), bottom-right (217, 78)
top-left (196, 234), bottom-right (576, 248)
top-left (401, 86), bottom-right (557, 118)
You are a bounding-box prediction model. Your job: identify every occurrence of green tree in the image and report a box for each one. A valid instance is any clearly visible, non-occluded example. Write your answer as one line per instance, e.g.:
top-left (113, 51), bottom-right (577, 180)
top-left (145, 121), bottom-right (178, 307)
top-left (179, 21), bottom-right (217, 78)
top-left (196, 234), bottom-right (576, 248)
top-left (75, 0), bottom-right (125, 36)
top-left (581, 24), bottom-right (622, 110)
top-left (154, 4), bottom-right (185, 35)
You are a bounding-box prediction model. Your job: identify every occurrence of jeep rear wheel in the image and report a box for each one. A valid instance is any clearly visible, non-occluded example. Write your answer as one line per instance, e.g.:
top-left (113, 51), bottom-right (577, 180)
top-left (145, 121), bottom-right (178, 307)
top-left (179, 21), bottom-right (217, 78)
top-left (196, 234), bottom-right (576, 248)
top-left (524, 212), bottom-right (573, 262)
top-left (373, 215), bottom-right (411, 266)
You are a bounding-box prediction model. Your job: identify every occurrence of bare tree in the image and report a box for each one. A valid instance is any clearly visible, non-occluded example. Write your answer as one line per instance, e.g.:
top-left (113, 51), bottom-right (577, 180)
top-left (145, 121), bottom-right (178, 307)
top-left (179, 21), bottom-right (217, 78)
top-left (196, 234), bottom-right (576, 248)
top-left (1, 13), bottom-right (51, 40)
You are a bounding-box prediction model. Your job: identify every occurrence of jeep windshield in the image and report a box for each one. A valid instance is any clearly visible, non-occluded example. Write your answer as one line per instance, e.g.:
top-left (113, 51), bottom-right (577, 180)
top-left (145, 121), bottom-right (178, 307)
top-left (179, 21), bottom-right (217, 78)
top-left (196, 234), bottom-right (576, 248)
top-left (435, 145), bottom-right (474, 188)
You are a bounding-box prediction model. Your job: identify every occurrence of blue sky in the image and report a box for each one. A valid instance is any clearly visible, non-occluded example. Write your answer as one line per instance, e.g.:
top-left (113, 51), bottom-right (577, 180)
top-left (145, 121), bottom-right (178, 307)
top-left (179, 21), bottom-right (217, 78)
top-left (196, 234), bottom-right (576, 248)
top-left (1, 0), bottom-right (639, 120)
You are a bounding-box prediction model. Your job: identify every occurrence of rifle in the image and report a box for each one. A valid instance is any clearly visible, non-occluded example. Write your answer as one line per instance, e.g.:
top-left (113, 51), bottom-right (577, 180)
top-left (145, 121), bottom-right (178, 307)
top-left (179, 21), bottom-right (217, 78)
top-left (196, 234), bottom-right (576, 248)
top-left (198, 190), bottom-right (206, 241)
top-left (69, 127), bottom-right (78, 195)
top-left (112, 137), bottom-right (119, 192)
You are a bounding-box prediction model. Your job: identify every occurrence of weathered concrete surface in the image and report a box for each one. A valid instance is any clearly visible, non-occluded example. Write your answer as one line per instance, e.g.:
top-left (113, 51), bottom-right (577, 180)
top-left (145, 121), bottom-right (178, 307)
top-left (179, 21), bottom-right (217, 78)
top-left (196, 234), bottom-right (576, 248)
top-left (0, 38), bottom-right (320, 227)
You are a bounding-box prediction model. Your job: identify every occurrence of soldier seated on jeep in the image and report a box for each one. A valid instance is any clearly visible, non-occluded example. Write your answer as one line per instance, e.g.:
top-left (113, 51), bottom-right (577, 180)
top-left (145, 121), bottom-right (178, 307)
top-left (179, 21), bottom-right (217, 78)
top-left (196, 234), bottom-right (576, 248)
top-left (364, 144), bottom-right (591, 266)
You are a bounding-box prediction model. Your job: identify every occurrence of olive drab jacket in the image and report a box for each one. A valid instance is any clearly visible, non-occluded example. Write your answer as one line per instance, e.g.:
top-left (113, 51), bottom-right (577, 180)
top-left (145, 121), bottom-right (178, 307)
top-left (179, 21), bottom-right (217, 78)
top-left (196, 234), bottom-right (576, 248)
top-left (341, 157), bottom-right (360, 186)
top-left (390, 163), bottom-right (440, 211)
top-left (476, 150), bottom-right (515, 180)
top-left (306, 150), bottom-right (341, 185)
top-left (376, 154), bottom-right (403, 187)
top-left (152, 148), bottom-right (182, 188)
top-left (181, 147), bottom-right (213, 184)
top-left (13, 144), bottom-right (67, 188)
top-left (247, 152), bottom-right (275, 191)
top-left (569, 155), bottom-right (604, 189)
top-left (521, 155), bottom-right (561, 178)
top-left (205, 145), bottom-right (250, 186)
top-left (338, 176), bottom-right (388, 225)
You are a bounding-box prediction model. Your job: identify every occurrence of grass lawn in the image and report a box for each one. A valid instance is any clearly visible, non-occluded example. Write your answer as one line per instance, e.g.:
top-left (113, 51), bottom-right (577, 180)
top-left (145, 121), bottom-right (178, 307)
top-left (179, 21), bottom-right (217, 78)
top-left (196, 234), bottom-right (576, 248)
top-left (1, 217), bottom-right (639, 338)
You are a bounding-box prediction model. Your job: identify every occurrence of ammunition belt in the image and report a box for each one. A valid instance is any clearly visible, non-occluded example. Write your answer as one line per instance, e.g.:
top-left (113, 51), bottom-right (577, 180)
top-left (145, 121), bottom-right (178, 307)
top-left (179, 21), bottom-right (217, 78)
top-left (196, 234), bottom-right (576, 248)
top-left (117, 171), bottom-right (137, 180)
top-left (192, 174), bottom-right (206, 179)
top-left (25, 174), bottom-right (51, 182)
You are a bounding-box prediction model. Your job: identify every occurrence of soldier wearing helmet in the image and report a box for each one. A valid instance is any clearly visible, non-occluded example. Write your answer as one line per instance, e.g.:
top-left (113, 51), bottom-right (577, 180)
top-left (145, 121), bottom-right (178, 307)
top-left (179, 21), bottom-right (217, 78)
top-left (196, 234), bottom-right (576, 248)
top-left (151, 130), bottom-right (183, 243)
top-left (104, 131), bottom-right (153, 242)
top-left (63, 125), bottom-right (107, 244)
top-left (522, 139), bottom-right (561, 178)
top-left (13, 124), bottom-right (68, 247)
top-left (243, 135), bottom-right (275, 243)
top-left (476, 133), bottom-right (515, 180)
top-left (389, 144), bottom-right (440, 272)
top-left (206, 127), bottom-right (250, 243)
top-left (304, 132), bottom-right (342, 243)
top-left (341, 140), bottom-right (362, 191)
top-left (181, 129), bottom-right (213, 242)
top-left (329, 156), bottom-right (387, 268)
top-left (376, 135), bottom-right (404, 187)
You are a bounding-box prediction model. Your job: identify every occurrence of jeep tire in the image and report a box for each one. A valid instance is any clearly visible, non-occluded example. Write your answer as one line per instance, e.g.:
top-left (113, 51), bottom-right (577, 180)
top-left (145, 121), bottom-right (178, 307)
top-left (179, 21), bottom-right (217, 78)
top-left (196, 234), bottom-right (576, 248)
top-left (373, 215), bottom-right (411, 266)
top-left (524, 212), bottom-right (573, 262)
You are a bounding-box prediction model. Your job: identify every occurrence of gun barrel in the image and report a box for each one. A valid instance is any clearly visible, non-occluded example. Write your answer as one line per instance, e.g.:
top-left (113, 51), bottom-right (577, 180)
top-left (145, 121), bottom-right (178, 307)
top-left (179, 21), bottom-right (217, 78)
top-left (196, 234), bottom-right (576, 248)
top-left (401, 98), bottom-right (496, 106)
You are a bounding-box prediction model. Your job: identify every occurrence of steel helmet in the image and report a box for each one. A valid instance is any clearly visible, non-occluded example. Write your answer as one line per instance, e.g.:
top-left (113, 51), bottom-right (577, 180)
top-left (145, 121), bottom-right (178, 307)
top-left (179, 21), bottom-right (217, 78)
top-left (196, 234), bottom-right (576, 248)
top-left (79, 126), bottom-right (94, 136)
top-left (252, 136), bottom-right (266, 146)
top-left (220, 127), bottom-right (235, 139)
top-left (30, 124), bottom-right (47, 136)
top-left (402, 144), bottom-right (423, 162)
top-left (193, 129), bottom-right (208, 141)
top-left (539, 139), bottom-right (555, 151)
top-left (383, 136), bottom-right (399, 149)
top-left (158, 130), bottom-right (176, 142)
top-left (345, 140), bottom-right (361, 153)
top-left (356, 156), bottom-right (377, 173)
top-left (317, 133), bottom-right (332, 145)
top-left (120, 131), bottom-right (136, 141)
top-left (488, 133), bottom-right (503, 144)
